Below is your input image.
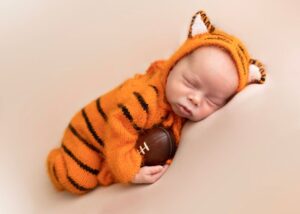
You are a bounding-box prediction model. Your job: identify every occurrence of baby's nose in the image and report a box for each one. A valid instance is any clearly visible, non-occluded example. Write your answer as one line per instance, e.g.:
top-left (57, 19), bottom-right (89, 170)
top-left (189, 94), bottom-right (202, 107)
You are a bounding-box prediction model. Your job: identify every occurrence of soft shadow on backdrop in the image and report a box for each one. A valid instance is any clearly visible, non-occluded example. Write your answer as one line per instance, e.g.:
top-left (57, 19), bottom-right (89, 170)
top-left (0, 0), bottom-right (299, 213)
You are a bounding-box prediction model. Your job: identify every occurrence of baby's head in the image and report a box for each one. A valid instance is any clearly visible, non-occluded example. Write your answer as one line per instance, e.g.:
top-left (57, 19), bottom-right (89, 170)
top-left (166, 46), bottom-right (238, 121)
top-left (164, 10), bottom-right (266, 121)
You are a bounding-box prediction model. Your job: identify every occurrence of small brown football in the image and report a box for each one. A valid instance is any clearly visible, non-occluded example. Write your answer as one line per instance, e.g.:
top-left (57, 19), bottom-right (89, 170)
top-left (135, 127), bottom-right (177, 166)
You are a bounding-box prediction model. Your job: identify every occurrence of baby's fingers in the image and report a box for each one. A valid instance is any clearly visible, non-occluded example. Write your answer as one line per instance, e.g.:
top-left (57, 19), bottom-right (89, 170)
top-left (147, 165), bottom-right (164, 175)
top-left (146, 164), bottom-right (169, 183)
top-left (147, 169), bottom-right (166, 183)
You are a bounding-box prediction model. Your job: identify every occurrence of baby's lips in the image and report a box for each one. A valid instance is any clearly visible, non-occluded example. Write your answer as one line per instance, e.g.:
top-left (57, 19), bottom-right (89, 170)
top-left (178, 104), bottom-right (192, 116)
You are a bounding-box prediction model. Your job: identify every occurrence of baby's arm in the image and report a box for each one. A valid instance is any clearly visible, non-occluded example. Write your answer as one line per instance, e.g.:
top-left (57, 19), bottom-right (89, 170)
top-left (105, 111), bottom-right (170, 184)
top-left (131, 164), bottom-right (169, 184)
top-left (104, 110), bottom-right (146, 184)
top-left (104, 60), bottom-right (168, 184)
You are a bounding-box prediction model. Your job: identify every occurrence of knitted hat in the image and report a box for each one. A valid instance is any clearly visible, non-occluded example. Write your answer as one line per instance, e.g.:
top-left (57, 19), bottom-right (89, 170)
top-left (165, 10), bottom-right (266, 92)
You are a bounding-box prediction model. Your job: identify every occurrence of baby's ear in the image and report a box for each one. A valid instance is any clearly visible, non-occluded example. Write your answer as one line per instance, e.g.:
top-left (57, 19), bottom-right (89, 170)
top-left (188, 10), bottom-right (215, 38)
top-left (248, 59), bottom-right (266, 84)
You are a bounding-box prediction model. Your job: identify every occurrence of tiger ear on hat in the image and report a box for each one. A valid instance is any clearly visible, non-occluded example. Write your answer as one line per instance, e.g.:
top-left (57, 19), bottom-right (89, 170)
top-left (248, 59), bottom-right (266, 84)
top-left (188, 10), bottom-right (215, 38)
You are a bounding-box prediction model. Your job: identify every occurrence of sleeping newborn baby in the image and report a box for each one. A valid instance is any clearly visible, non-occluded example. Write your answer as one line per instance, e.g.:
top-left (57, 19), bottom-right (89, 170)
top-left (47, 10), bottom-right (266, 194)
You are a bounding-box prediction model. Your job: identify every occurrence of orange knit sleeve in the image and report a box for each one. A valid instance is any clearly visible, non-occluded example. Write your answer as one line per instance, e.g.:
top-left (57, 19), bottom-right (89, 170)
top-left (102, 59), bottom-right (168, 184)
top-left (104, 111), bottom-right (143, 184)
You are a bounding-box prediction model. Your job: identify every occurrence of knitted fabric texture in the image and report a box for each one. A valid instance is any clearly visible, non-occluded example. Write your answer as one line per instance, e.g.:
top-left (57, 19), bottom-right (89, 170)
top-left (47, 10), bottom-right (266, 195)
top-left (47, 60), bottom-right (186, 195)
top-left (165, 10), bottom-right (266, 92)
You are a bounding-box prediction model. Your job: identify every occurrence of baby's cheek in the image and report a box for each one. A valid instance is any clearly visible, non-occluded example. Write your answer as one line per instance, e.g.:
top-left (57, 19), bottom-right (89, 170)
top-left (206, 106), bottom-right (222, 119)
top-left (171, 83), bottom-right (185, 98)
top-left (194, 105), bottom-right (214, 121)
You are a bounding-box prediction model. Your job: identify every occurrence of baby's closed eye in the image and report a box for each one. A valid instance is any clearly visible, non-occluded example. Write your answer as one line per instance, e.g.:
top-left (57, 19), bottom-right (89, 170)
top-left (206, 96), bottom-right (225, 108)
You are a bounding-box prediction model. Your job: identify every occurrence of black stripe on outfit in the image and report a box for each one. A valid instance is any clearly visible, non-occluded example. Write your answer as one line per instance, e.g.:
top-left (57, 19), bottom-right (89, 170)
top-left (204, 36), bottom-right (232, 44)
top-left (68, 124), bottom-right (101, 153)
top-left (117, 103), bottom-right (142, 132)
top-left (149, 85), bottom-right (159, 95)
top-left (133, 92), bottom-right (149, 113)
top-left (62, 144), bottom-right (99, 175)
top-left (67, 175), bottom-right (95, 192)
top-left (117, 104), bottom-right (133, 122)
top-left (81, 109), bottom-right (105, 147)
top-left (96, 97), bottom-right (108, 122)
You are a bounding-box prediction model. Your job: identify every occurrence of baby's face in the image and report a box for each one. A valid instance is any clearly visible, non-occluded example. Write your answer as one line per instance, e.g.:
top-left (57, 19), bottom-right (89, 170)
top-left (165, 46), bottom-right (238, 121)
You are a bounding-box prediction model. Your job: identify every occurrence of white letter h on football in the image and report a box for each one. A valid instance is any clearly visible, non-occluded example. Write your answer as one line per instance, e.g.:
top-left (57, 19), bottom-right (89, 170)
top-left (138, 141), bottom-right (150, 155)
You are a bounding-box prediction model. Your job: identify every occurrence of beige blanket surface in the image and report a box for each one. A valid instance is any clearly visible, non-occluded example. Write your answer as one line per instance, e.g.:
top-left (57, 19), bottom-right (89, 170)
top-left (1, 0), bottom-right (299, 213)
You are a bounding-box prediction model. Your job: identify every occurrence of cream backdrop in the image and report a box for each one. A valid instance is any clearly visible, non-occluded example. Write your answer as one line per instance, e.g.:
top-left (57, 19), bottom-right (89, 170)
top-left (1, 0), bottom-right (300, 213)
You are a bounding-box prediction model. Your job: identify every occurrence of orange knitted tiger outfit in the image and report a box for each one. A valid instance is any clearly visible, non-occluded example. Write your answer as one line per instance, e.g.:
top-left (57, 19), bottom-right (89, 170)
top-left (47, 10), bottom-right (266, 195)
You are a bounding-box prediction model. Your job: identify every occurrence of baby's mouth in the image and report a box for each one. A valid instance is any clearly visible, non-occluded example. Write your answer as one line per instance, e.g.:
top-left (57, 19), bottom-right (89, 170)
top-left (177, 104), bottom-right (192, 116)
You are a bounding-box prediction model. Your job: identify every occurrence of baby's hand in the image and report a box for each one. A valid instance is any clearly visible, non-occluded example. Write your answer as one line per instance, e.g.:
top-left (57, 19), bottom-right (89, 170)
top-left (131, 164), bottom-right (169, 184)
